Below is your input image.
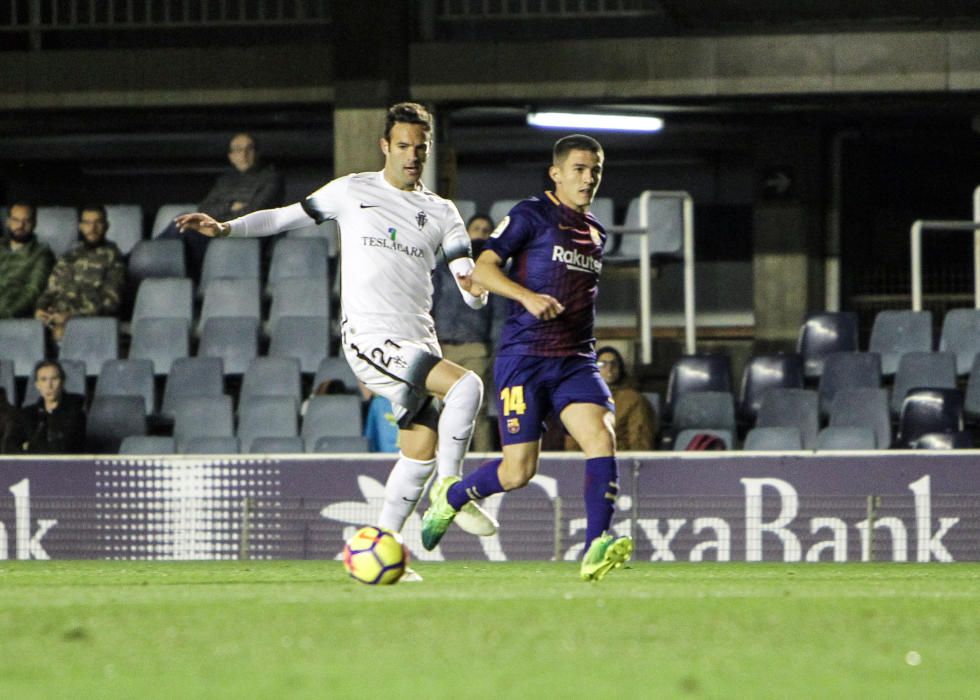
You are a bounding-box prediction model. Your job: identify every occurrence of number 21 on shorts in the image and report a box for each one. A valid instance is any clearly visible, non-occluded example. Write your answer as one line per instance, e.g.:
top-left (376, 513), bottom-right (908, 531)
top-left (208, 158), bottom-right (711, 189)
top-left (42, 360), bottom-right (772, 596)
top-left (500, 385), bottom-right (527, 416)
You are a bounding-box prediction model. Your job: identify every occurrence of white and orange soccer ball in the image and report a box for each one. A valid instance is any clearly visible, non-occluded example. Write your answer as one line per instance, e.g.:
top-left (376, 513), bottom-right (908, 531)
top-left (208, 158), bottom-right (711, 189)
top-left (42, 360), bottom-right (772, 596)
top-left (342, 526), bottom-right (408, 585)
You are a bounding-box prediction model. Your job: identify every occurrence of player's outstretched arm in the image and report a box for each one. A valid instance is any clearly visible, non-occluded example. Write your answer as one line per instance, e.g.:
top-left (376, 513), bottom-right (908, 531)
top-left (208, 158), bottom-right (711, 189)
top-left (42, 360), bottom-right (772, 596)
top-left (174, 213), bottom-right (229, 238)
top-left (473, 249), bottom-right (564, 321)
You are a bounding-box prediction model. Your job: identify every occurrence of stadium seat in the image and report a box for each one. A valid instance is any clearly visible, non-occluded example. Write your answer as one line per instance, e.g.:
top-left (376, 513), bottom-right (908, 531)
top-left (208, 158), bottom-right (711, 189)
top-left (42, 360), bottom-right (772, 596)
top-left (198, 238), bottom-right (260, 298)
top-left (266, 277), bottom-right (329, 335)
top-left (268, 316), bottom-right (329, 374)
top-left (160, 357), bottom-right (225, 420)
top-left (489, 199), bottom-right (522, 226)
top-left (672, 428), bottom-right (734, 451)
top-left (118, 436), bottom-right (176, 455)
top-left (890, 351), bottom-right (957, 415)
top-left (105, 204), bottom-right (144, 255)
top-left (313, 356), bottom-right (359, 394)
top-left (172, 395), bottom-right (234, 445)
top-left (237, 395), bottom-right (299, 452)
top-left (743, 426), bottom-right (804, 451)
top-left (127, 239), bottom-right (186, 282)
top-left (22, 359), bottom-right (86, 406)
top-left (240, 357), bottom-right (302, 403)
top-left (311, 435), bottom-right (371, 453)
top-left (939, 308), bottom-right (980, 375)
top-left (197, 317), bottom-right (260, 375)
top-left (0, 319), bottom-right (45, 376)
top-left (198, 277), bottom-right (261, 334)
top-left (755, 388), bottom-right (819, 450)
top-left (94, 359), bottom-right (155, 415)
top-left (86, 395), bottom-right (147, 453)
top-left (287, 219), bottom-right (339, 258)
top-left (248, 436), bottom-right (305, 454)
top-left (963, 354), bottom-right (980, 421)
top-left (816, 426), bottom-right (877, 451)
top-left (664, 354), bottom-right (733, 422)
top-left (817, 351), bottom-right (881, 416)
top-left (588, 197), bottom-right (614, 229)
top-left (179, 436), bottom-right (241, 454)
top-left (302, 395), bottom-right (364, 449)
top-left (605, 194), bottom-right (683, 262)
top-left (827, 387), bottom-right (892, 449)
top-left (59, 317), bottom-right (119, 377)
top-left (131, 277), bottom-right (194, 325)
top-left (151, 203), bottom-right (196, 237)
top-left (737, 352), bottom-right (805, 424)
top-left (266, 238), bottom-right (329, 295)
top-left (670, 391), bottom-right (736, 439)
top-left (797, 311), bottom-right (859, 379)
top-left (0, 359), bottom-right (15, 406)
top-left (897, 387), bottom-right (964, 448)
top-left (129, 317), bottom-right (190, 376)
top-left (913, 431), bottom-right (973, 450)
top-left (868, 309), bottom-right (932, 376)
top-left (35, 205), bottom-right (78, 257)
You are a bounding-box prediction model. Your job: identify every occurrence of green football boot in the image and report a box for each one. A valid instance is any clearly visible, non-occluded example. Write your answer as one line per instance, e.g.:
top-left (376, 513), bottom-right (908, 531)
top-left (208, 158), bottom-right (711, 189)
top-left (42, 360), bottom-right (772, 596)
top-left (580, 533), bottom-right (633, 582)
top-left (420, 476), bottom-right (460, 550)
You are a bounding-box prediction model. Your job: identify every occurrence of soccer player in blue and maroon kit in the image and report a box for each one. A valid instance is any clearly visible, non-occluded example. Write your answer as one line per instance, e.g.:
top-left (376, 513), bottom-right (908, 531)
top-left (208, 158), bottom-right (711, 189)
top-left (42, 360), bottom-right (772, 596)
top-left (422, 134), bottom-right (633, 581)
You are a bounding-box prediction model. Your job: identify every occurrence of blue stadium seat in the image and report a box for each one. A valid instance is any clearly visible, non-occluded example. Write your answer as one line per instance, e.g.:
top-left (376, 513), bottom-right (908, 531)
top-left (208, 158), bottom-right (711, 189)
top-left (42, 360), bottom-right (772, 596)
top-left (179, 436), bottom-right (241, 454)
top-left (266, 238), bottom-right (329, 295)
top-left (118, 436), bottom-right (176, 455)
top-left (816, 426), bottom-right (877, 451)
top-left (151, 203), bottom-right (195, 237)
top-left (0, 319), bottom-right (45, 377)
top-left (35, 205), bottom-right (78, 257)
top-left (939, 308), bottom-right (980, 375)
top-left (868, 309), bottom-right (932, 376)
top-left (313, 356), bottom-right (359, 394)
top-left (287, 219), bottom-right (338, 258)
top-left (817, 351), bottom-right (881, 416)
top-left (128, 239), bottom-right (186, 282)
top-left (797, 311), bottom-right (859, 379)
top-left (86, 395), bottom-right (147, 453)
top-left (240, 357), bottom-right (302, 403)
top-left (160, 357), bottom-right (225, 420)
top-left (755, 388), bottom-right (819, 450)
top-left (198, 238), bottom-right (260, 298)
top-left (172, 395), bottom-right (234, 445)
top-left (302, 395), bottom-right (364, 450)
top-left (670, 391), bottom-right (736, 439)
top-left (129, 317), bottom-right (191, 376)
top-left (59, 317), bottom-right (119, 377)
top-left (311, 435), bottom-right (371, 453)
top-left (131, 278), bottom-right (193, 325)
top-left (198, 317), bottom-right (260, 375)
top-left (743, 426), bottom-right (804, 451)
top-left (94, 358), bottom-right (155, 415)
top-left (249, 436), bottom-right (305, 454)
top-left (737, 353), bottom-right (805, 424)
top-left (913, 431), bottom-right (973, 450)
top-left (266, 277), bottom-right (329, 335)
top-left (897, 387), bottom-right (964, 448)
top-left (827, 387), bottom-right (892, 449)
top-left (237, 395), bottom-right (299, 453)
top-left (890, 351), bottom-right (957, 415)
top-left (198, 277), bottom-right (261, 333)
top-left (105, 204), bottom-right (144, 255)
top-left (269, 316), bottom-right (329, 374)
top-left (605, 194), bottom-right (682, 263)
top-left (665, 354), bottom-right (733, 422)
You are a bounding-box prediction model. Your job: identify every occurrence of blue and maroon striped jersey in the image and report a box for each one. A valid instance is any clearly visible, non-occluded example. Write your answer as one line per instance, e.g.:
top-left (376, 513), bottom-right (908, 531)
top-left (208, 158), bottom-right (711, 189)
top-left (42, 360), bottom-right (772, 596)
top-left (485, 191), bottom-right (607, 358)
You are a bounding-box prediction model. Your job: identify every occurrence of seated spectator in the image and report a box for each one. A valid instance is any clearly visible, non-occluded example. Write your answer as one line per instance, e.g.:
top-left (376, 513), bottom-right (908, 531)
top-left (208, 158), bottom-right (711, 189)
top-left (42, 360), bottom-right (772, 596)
top-left (565, 346), bottom-right (657, 452)
top-left (161, 132), bottom-right (284, 281)
top-left (34, 205), bottom-right (126, 342)
top-left (432, 213), bottom-right (506, 452)
top-left (3, 360), bottom-right (86, 454)
top-left (364, 392), bottom-right (399, 453)
top-left (0, 202), bottom-right (55, 318)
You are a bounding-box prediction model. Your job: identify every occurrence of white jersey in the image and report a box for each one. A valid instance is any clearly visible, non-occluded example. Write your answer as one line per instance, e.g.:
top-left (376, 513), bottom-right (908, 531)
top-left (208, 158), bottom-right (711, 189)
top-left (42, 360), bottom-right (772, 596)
top-left (302, 171), bottom-right (472, 342)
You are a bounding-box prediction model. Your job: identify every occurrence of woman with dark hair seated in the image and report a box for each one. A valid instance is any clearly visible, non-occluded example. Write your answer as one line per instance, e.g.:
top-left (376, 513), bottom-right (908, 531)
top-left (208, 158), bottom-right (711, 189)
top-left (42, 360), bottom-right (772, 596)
top-left (3, 360), bottom-right (86, 454)
top-left (565, 346), bottom-right (657, 452)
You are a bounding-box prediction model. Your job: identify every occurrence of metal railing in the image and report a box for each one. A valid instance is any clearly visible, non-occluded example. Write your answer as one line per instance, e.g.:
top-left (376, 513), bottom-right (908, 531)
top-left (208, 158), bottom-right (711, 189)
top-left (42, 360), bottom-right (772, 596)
top-left (437, 0), bottom-right (656, 21)
top-left (909, 185), bottom-right (980, 311)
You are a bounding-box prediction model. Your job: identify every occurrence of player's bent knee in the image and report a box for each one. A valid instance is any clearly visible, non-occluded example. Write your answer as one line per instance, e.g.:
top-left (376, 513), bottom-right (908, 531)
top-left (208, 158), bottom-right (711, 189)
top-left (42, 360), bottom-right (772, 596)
top-left (498, 458), bottom-right (536, 491)
top-left (443, 370), bottom-right (483, 417)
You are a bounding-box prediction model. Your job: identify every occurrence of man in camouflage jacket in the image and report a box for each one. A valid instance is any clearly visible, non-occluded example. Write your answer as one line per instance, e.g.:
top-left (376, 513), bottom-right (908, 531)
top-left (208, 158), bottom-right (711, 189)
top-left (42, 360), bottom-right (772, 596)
top-left (35, 205), bottom-right (126, 341)
top-left (0, 202), bottom-right (55, 319)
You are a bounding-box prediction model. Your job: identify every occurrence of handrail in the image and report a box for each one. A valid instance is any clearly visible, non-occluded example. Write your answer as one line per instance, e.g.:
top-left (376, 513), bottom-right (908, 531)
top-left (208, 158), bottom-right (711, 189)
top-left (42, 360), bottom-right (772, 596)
top-left (909, 219), bottom-right (980, 311)
top-left (608, 190), bottom-right (696, 363)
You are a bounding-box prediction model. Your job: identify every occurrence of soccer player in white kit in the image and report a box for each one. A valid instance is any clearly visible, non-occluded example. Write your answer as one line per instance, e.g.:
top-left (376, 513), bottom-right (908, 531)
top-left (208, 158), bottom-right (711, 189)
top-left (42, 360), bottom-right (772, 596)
top-left (176, 103), bottom-right (497, 569)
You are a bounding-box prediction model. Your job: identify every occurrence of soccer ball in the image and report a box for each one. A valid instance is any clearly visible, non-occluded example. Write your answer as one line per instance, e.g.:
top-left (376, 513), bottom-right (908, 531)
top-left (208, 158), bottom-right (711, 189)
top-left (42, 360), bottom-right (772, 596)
top-left (342, 526), bottom-right (408, 585)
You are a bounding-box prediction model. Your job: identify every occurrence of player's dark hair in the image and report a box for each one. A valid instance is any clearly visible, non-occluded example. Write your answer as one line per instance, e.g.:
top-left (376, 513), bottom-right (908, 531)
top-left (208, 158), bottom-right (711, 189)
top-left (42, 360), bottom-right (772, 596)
top-left (466, 213), bottom-right (494, 228)
top-left (7, 201), bottom-right (36, 222)
top-left (553, 134), bottom-right (603, 164)
top-left (384, 102), bottom-right (432, 140)
top-left (77, 204), bottom-right (107, 221)
top-left (33, 359), bottom-right (65, 382)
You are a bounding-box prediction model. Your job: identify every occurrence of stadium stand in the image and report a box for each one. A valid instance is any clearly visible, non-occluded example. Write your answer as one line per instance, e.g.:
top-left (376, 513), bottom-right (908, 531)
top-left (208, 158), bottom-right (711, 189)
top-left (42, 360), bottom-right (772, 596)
top-left (127, 239), bottom-right (186, 282)
top-left (172, 395), bottom-right (234, 448)
top-left (897, 387), bottom-right (964, 448)
top-left (737, 353), bottom-right (805, 425)
top-left (302, 394), bottom-right (364, 449)
top-left (249, 436), bottom-right (305, 454)
top-left (265, 238), bottom-right (329, 295)
top-left (237, 395), bottom-right (299, 452)
top-left (817, 351), bottom-right (882, 416)
top-left (605, 194), bottom-right (682, 262)
top-left (104, 204), bottom-right (144, 255)
top-left (816, 426), bottom-right (877, 451)
top-left (827, 387), bottom-right (892, 449)
top-left (268, 316), bottom-right (329, 374)
top-left (22, 359), bottom-right (86, 406)
top-left (669, 390), bottom-right (736, 442)
top-left (266, 278), bottom-right (329, 335)
top-left (35, 206), bottom-right (78, 257)
top-left (240, 357), bottom-right (302, 404)
top-left (131, 278), bottom-right (193, 325)
top-left (313, 356), bottom-right (359, 394)
top-left (129, 317), bottom-right (191, 376)
top-left (94, 359), bottom-right (156, 415)
top-left (179, 436), bottom-right (240, 454)
top-left (672, 428), bottom-right (734, 451)
top-left (743, 426), bottom-right (804, 451)
top-left (311, 435), bottom-right (371, 453)
top-left (755, 388), bottom-right (819, 450)
top-left (86, 395), bottom-right (147, 453)
top-left (197, 277), bottom-right (261, 335)
top-left (890, 351), bottom-right (957, 416)
top-left (198, 238), bottom-right (261, 298)
top-left (0, 319), bottom-right (46, 377)
top-left (938, 308), bottom-right (980, 376)
top-left (151, 203), bottom-right (196, 237)
top-left (664, 353), bottom-right (733, 422)
top-left (913, 431), bottom-right (973, 450)
top-left (59, 317), bottom-right (119, 377)
top-left (197, 317), bottom-right (260, 375)
top-left (118, 436), bottom-right (176, 455)
top-left (159, 357), bottom-right (225, 421)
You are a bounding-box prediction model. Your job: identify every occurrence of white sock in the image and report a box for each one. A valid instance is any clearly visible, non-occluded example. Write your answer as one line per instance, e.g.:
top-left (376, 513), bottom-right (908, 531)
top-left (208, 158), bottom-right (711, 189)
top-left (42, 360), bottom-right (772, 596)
top-left (436, 371), bottom-right (484, 479)
top-left (378, 454), bottom-right (436, 532)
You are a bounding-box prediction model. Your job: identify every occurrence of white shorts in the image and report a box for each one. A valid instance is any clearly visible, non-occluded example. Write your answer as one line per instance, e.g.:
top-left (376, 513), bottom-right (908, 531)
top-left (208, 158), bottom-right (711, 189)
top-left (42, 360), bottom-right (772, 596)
top-left (342, 332), bottom-right (443, 427)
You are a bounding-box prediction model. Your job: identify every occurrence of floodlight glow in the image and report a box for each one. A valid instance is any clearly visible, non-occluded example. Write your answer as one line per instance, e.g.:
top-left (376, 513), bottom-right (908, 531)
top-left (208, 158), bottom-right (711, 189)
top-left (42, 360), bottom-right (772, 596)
top-left (526, 111), bottom-right (664, 132)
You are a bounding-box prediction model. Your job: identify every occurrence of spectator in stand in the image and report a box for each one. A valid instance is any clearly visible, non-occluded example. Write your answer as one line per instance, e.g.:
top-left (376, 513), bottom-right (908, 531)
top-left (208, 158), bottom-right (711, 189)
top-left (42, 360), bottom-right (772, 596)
top-left (0, 202), bottom-right (55, 319)
top-left (160, 132), bottom-right (284, 281)
top-left (34, 205), bottom-right (126, 342)
top-left (364, 391), bottom-right (399, 453)
top-left (0, 387), bottom-right (16, 454)
top-left (432, 213), bottom-right (506, 452)
top-left (3, 360), bottom-right (86, 454)
top-left (565, 346), bottom-right (657, 452)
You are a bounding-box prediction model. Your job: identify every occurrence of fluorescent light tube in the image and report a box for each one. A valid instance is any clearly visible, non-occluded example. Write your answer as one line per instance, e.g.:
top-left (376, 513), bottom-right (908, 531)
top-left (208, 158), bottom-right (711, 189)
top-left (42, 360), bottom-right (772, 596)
top-left (527, 111), bottom-right (663, 132)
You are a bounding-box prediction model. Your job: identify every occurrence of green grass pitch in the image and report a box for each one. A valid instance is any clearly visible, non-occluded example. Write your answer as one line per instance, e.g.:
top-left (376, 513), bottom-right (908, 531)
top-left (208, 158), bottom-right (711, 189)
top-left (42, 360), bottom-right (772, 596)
top-left (1, 561), bottom-right (977, 699)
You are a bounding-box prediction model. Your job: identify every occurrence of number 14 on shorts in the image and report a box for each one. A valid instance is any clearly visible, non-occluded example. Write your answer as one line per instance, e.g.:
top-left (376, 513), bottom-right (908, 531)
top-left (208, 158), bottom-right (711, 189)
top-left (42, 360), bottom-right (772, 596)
top-left (500, 385), bottom-right (526, 415)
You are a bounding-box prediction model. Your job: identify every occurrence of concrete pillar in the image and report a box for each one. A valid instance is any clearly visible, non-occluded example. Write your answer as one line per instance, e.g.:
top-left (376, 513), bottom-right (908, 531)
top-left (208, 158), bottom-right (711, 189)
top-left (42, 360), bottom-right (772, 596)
top-left (333, 107), bottom-right (386, 177)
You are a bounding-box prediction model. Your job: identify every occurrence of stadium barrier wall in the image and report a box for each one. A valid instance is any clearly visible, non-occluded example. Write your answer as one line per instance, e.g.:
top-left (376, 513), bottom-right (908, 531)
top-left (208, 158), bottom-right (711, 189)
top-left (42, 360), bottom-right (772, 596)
top-left (0, 453), bottom-right (977, 562)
